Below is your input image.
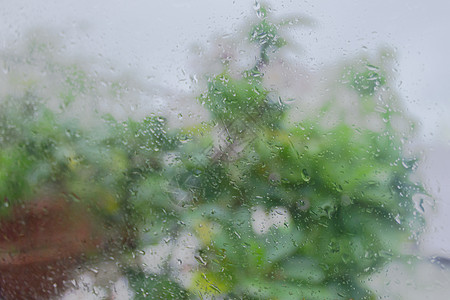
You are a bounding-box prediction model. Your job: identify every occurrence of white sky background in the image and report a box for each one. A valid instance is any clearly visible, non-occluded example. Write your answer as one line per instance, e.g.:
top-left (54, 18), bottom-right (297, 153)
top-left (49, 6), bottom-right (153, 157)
top-left (2, 0), bottom-right (450, 253)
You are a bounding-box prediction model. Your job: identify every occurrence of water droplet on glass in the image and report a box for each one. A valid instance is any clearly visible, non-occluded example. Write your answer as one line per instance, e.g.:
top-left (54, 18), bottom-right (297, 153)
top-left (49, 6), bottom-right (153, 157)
top-left (301, 169), bottom-right (311, 182)
top-left (394, 214), bottom-right (401, 224)
top-left (210, 284), bottom-right (221, 293)
top-left (194, 255), bottom-right (207, 266)
top-left (401, 160), bottom-right (409, 169)
top-left (253, 1), bottom-right (261, 11)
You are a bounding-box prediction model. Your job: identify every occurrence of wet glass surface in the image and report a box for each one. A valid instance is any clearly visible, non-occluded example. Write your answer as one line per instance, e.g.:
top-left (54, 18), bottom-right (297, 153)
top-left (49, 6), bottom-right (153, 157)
top-left (1, 1), bottom-right (449, 299)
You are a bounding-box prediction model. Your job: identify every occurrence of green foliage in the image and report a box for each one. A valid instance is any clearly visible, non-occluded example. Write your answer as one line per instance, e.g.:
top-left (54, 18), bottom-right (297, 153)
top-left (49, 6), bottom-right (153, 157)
top-left (348, 63), bottom-right (387, 97)
top-left (126, 270), bottom-right (189, 300)
top-left (0, 5), bottom-right (425, 300)
top-left (249, 11), bottom-right (287, 65)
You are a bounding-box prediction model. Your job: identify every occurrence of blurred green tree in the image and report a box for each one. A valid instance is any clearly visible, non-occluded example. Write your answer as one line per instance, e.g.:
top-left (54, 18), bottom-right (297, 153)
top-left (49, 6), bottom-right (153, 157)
top-left (0, 5), bottom-right (425, 300)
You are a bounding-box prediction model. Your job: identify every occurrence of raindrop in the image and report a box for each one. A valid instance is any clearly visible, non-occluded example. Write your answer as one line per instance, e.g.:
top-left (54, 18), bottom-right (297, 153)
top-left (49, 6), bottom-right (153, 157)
top-left (296, 199), bottom-right (310, 211)
top-left (194, 255), bottom-right (207, 266)
top-left (418, 198), bottom-right (425, 213)
top-left (253, 1), bottom-right (260, 11)
top-left (210, 284), bottom-right (221, 293)
top-left (401, 160), bottom-right (409, 169)
top-left (301, 168), bottom-right (311, 182)
top-left (366, 64), bottom-right (379, 71)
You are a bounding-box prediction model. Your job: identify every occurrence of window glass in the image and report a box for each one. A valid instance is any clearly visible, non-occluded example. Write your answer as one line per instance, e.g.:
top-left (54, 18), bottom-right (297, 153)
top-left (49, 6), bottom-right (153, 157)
top-left (1, 1), bottom-right (449, 299)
